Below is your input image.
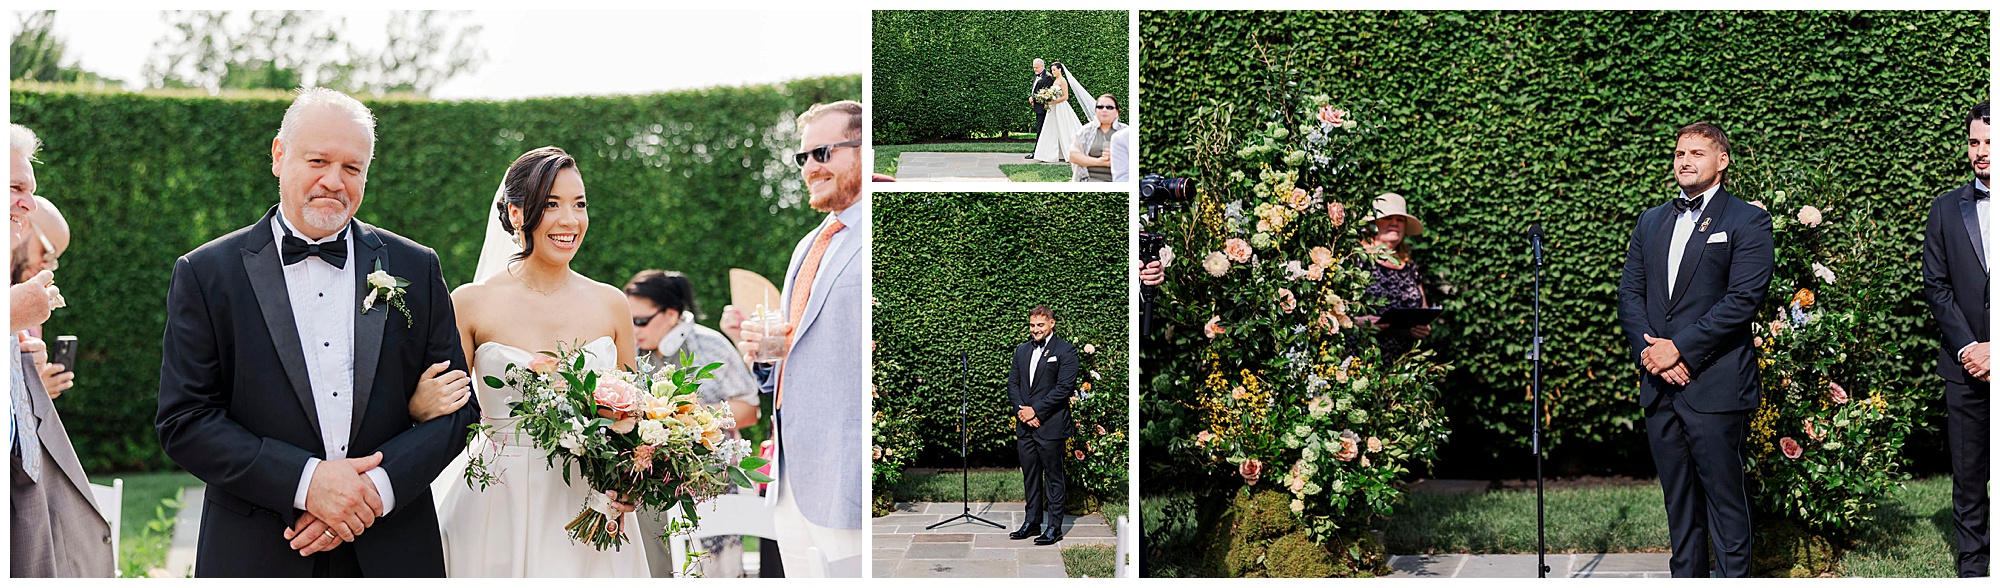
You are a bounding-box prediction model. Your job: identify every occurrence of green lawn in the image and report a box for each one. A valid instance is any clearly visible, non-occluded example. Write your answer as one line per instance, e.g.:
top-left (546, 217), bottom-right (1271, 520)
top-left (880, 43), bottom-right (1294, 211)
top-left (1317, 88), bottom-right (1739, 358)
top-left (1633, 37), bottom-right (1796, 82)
top-left (892, 468), bottom-right (1025, 503)
top-left (88, 470), bottom-right (202, 578)
top-left (873, 141), bottom-right (1033, 177)
top-left (997, 163), bottom-right (1074, 183)
top-left (1382, 476), bottom-right (1957, 578)
top-left (1063, 543), bottom-right (1117, 578)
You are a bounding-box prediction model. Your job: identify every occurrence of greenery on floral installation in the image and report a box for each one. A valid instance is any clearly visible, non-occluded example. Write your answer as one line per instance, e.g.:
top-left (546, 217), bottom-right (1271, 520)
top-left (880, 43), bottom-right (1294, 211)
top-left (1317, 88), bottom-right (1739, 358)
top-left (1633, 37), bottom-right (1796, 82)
top-left (1140, 78), bottom-right (1450, 573)
top-left (1730, 155), bottom-right (1919, 576)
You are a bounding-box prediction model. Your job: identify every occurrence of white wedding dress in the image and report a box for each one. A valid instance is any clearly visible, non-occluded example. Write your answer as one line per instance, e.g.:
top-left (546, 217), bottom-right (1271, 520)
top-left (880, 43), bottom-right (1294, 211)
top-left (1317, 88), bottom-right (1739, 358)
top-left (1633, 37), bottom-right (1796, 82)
top-left (435, 336), bottom-right (650, 577)
top-left (1031, 67), bottom-right (1094, 163)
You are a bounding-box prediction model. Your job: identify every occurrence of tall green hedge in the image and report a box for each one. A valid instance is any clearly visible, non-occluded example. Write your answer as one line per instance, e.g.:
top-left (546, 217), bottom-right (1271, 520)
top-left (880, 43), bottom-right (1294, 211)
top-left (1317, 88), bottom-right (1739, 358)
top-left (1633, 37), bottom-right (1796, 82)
top-left (873, 10), bottom-right (1130, 144)
top-left (872, 192), bottom-right (1128, 471)
top-left (1139, 11), bottom-right (1988, 470)
top-left (9, 76), bottom-right (860, 472)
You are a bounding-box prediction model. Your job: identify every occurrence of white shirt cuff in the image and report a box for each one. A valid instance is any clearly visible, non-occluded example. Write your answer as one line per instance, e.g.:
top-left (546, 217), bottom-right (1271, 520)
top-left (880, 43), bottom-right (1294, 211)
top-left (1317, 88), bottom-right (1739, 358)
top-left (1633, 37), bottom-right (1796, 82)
top-left (365, 467), bottom-right (396, 514)
top-left (1961, 342), bottom-right (1981, 364)
top-left (294, 457), bottom-right (320, 511)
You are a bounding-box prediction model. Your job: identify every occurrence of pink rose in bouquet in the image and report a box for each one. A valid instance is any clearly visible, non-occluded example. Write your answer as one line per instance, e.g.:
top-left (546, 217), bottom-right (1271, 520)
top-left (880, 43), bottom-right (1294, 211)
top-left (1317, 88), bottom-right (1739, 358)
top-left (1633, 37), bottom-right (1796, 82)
top-left (1223, 238), bottom-right (1253, 263)
top-left (528, 354), bottom-right (561, 375)
top-left (1780, 437), bottom-right (1803, 459)
top-left (1239, 458), bottom-right (1264, 485)
top-left (595, 377), bottom-right (641, 418)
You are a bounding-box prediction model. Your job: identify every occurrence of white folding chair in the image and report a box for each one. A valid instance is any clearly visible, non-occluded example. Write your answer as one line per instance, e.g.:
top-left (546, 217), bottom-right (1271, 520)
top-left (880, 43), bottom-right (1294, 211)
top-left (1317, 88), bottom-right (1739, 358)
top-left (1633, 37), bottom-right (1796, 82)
top-left (669, 493), bottom-right (778, 576)
top-left (89, 478), bottom-right (123, 573)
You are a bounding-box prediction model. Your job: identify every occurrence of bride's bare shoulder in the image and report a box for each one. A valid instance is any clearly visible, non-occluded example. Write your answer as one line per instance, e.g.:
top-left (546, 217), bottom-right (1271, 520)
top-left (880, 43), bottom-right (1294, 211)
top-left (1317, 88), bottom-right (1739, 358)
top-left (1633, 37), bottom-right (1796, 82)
top-left (451, 276), bottom-right (510, 311)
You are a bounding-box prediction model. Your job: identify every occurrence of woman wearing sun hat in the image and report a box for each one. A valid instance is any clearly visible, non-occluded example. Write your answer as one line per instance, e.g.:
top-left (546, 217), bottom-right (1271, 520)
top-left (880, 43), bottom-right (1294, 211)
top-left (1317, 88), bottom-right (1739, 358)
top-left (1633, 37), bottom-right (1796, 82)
top-left (1356, 192), bottom-right (1434, 361)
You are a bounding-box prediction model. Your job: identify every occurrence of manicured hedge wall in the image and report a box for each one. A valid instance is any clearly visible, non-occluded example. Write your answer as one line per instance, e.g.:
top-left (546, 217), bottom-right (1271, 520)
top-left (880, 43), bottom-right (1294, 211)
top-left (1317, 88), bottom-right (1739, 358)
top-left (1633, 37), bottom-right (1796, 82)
top-left (10, 75), bottom-right (860, 472)
top-left (1138, 10), bottom-right (1988, 469)
top-left (873, 10), bottom-right (1130, 144)
top-left (872, 192), bottom-right (1128, 471)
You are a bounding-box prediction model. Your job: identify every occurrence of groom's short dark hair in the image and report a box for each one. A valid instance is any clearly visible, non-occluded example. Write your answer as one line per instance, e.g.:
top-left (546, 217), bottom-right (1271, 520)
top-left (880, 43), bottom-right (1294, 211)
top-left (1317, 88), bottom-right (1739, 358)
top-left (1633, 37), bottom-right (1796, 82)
top-left (1028, 305), bottom-right (1055, 320)
top-left (1971, 100), bottom-right (1991, 126)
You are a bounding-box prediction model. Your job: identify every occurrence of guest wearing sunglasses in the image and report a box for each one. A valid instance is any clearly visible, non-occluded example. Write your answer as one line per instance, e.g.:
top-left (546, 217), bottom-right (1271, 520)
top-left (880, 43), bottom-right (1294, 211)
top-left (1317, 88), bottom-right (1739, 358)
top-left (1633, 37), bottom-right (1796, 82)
top-left (1067, 94), bottom-right (1128, 182)
top-left (623, 269), bottom-right (758, 578)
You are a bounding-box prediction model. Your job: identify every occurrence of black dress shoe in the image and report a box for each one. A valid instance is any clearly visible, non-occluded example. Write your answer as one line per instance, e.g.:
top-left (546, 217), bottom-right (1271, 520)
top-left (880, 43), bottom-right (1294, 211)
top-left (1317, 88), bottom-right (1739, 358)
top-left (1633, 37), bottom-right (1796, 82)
top-left (1033, 527), bottom-right (1064, 546)
top-left (1008, 523), bottom-right (1041, 540)
top-left (1023, 154), bottom-right (1035, 159)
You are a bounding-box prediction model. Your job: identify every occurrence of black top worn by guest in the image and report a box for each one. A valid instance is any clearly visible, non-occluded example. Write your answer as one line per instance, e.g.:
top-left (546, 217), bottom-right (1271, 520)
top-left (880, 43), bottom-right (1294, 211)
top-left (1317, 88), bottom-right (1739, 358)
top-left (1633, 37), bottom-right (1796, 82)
top-left (1365, 259), bottom-right (1425, 361)
top-left (156, 206), bottom-right (478, 577)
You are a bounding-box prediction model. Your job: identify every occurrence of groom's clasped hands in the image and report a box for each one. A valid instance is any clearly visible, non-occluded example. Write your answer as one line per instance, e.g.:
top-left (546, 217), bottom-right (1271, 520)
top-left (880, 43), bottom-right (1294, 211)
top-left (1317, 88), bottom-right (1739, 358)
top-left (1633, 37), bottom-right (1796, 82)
top-left (282, 452), bottom-right (388, 556)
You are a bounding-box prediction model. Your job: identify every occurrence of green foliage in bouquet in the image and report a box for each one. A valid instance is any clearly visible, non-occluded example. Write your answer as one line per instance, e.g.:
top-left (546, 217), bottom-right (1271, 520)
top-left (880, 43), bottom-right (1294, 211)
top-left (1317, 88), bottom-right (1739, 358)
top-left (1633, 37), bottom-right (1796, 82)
top-left (1731, 156), bottom-right (1918, 573)
top-left (463, 343), bottom-right (768, 551)
top-left (1140, 81), bottom-right (1451, 558)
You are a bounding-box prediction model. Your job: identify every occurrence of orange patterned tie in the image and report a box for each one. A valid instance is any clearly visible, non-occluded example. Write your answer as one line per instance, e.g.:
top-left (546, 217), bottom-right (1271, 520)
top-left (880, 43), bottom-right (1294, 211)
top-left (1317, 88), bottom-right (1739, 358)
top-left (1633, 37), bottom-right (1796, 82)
top-left (774, 218), bottom-right (845, 411)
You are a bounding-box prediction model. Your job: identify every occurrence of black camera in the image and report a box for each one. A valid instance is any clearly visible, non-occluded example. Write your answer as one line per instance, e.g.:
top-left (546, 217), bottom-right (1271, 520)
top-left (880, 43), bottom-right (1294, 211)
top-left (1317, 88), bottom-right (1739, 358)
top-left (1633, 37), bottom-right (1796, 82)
top-left (1139, 232), bottom-right (1167, 264)
top-left (1139, 174), bottom-right (1192, 208)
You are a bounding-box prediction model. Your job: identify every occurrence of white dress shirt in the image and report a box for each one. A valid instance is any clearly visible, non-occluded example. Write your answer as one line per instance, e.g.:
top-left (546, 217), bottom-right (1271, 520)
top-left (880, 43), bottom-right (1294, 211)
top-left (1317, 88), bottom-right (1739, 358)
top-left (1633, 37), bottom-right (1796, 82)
top-left (274, 213), bottom-right (396, 514)
top-left (1111, 124), bottom-right (1135, 183)
top-left (1028, 340), bottom-right (1046, 386)
top-left (1666, 183), bottom-right (1721, 296)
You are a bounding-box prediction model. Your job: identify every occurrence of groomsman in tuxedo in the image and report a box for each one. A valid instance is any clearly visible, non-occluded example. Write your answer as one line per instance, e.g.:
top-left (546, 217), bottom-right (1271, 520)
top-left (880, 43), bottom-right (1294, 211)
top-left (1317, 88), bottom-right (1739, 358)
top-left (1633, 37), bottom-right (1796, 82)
top-left (1027, 58), bottom-right (1054, 159)
top-left (726, 100), bottom-right (867, 577)
top-left (1616, 122), bottom-right (1773, 578)
top-left (1923, 99), bottom-right (1990, 578)
top-left (10, 123), bottom-right (114, 578)
top-left (1007, 305), bottom-right (1078, 546)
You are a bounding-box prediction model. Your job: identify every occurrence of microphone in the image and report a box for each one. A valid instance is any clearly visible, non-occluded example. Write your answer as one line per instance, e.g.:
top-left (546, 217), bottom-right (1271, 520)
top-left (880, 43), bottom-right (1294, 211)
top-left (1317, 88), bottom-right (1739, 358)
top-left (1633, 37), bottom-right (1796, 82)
top-left (1526, 223), bottom-right (1545, 268)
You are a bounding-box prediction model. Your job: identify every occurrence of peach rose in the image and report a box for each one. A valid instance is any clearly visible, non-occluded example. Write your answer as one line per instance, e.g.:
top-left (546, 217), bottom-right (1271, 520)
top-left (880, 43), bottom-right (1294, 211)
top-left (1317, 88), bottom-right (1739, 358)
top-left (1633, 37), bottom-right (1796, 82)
top-left (1223, 238), bottom-right (1253, 263)
top-left (1304, 263), bottom-right (1325, 281)
top-left (1327, 201), bottom-right (1346, 226)
top-left (1310, 246), bottom-right (1334, 268)
top-left (528, 354), bottom-right (561, 375)
top-left (1289, 187), bottom-right (1313, 211)
top-left (1195, 430), bottom-right (1215, 446)
top-left (1277, 288), bottom-right (1298, 312)
top-left (1366, 436), bottom-right (1383, 453)
top-left (1335, 430), bottom-right (1361, 461)
top-left (1793, 288), bottom-right (1815, 309)
top-left (1803, 419), bottom-right (1825, 442)
top-left (1205, 316), bottom-right (1225, 339)
top-left (595, 377), bottom-right (641, 418)
top-left (1239, 458), bottom-right (1264, 485)
top-left (1317, 105), bottom-right (1346, 127)
top-left (1827, 381), bottom-right (1848, 405)
top-left (1779, 437), bottom-right (1803, 459)
top-left (1797, 205), bottom-right (1823, 227)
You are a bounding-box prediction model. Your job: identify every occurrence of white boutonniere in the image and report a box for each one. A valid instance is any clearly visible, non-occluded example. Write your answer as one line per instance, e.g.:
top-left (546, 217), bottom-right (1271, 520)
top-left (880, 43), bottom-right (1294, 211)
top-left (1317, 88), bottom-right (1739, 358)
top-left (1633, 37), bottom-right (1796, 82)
top-left (362, 259), bottom-right (413, 327)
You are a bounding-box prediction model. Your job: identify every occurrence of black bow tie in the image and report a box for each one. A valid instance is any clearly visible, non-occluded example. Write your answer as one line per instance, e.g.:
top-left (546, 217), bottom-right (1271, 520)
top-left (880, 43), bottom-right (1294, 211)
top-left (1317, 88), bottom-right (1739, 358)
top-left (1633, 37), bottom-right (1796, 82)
top-left (1673, 195), bottom-right (1705, 214)
top-left (1032, 338), bottom-right (1048, 349)
top-left (282, 232), bottom-right (348, 268)
top-left (1977, 188), bottom-right (1990, 201)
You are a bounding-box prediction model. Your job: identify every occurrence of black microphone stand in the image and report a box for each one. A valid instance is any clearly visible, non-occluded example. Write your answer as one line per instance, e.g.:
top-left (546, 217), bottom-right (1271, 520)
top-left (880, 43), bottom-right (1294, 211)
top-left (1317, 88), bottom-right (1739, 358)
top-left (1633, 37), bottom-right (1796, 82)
top-left (1528, 224), bottom-right (1549, 578)
top-left (928, 351), bottom-right (1004, 530)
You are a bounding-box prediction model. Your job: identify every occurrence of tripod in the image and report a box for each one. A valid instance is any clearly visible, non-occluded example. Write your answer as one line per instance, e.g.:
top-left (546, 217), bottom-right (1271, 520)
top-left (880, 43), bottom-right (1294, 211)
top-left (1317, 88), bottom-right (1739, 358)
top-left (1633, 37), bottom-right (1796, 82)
top-left (1528, 224), bottom-right (1550, 578)
top-left (928, 351), bottom-right (1004, 530)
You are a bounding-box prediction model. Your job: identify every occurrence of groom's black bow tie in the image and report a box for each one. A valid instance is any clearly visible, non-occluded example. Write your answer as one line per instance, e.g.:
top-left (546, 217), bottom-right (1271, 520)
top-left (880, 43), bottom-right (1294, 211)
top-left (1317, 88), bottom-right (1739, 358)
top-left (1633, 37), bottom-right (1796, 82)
top-left (282, 233), bottom-right (349, 268)
top-left (1977, 187), bottom-right (1990, 201)
top-left (1032, 338), bottom-right (1048, 349)
top-left (1673, 195), bottom-right (1705, 214)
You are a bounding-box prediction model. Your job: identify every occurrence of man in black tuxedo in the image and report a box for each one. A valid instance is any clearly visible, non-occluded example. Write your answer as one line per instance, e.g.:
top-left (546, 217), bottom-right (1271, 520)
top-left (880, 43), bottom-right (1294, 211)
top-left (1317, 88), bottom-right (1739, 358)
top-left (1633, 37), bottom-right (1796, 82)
top-left (1006, 305), bottom-right (1077, 545)
top-left (1923, 99), bottom-right (1990, 578)
top-left (1616, 122), bottom-right (1773, 578)
top-left (1027, 58), bottom-right (1054, 159)
top-left (155, 88), bottom-right (478, 577)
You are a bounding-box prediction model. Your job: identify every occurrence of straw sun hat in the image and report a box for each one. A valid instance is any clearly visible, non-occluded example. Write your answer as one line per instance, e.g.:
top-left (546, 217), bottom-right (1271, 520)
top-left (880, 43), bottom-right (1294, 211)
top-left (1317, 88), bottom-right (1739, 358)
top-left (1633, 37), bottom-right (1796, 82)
top-left (1363, 192), bottom-right (1424, 237)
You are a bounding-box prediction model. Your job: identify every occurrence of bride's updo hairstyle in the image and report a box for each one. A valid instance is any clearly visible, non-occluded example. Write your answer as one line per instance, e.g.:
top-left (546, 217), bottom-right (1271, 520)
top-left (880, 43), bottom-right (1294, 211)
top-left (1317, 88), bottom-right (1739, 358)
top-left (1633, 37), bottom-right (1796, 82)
top-left (497, 146), bottom-right (578, 262)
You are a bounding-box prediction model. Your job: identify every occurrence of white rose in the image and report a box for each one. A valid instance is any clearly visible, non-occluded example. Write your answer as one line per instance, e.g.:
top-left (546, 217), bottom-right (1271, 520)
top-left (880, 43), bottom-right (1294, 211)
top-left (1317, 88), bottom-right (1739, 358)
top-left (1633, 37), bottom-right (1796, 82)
top-left (368, 270), bottom-right (397, 289)
top-left (638, 419), bottom-right (671, 445)
top-left (1811, 262), bottom-right (1836, 285)
top-left (1202, 251), bottom-right (1230, 277)
top-left (1158, 246), bottom-right (1175, 268)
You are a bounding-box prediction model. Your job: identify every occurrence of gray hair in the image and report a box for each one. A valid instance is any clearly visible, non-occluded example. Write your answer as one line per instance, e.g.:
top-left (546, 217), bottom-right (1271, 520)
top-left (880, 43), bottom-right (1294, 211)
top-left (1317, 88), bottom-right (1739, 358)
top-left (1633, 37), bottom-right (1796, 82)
top-left (1033, 58), bottom-right (1045, 66)
top-left (276, 87), bottom-right (377, 158)
top-left (10, 124), bottom-right (41, 161)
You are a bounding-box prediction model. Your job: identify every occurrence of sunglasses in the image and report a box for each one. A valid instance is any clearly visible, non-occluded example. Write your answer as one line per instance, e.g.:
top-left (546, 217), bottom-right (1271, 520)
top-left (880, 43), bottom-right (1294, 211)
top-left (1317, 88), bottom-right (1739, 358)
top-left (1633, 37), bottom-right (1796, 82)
top-left (1095, 105), bottom-right (1119, 110)
top-left (792, 140), bottom-right (862, 167)
top-left (633, 311), bottom-right (662, 327)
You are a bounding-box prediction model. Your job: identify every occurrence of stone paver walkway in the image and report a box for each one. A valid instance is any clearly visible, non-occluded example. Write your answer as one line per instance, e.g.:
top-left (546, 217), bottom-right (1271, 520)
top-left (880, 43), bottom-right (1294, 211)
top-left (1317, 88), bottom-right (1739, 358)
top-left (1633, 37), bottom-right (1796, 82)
top-left (872, 501), bottom-right (1113, 578)
top-left (1389, 553), bottom-right (1673, 578)
top-left (894, 152), bottom-right (1062, 181)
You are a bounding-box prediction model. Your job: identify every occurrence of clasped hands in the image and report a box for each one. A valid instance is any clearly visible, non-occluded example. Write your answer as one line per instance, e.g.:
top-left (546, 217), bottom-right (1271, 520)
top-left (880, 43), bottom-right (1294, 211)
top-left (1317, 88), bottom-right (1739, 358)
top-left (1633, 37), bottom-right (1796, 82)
top-left (282, 452), bottom-right (385, 557)
top-left (1640, 334), bottom-right (1691, 386)
top-left (1961, 342), bottom-right (1991, 382)
top-left (1017, 405), bottom-right (1040, 428)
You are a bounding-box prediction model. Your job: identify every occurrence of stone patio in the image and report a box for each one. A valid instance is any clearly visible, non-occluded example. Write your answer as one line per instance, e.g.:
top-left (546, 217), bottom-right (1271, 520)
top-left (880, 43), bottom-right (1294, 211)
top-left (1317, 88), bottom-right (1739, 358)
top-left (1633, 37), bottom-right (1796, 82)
top-left (872, 501), bottom-right (1114, 578)
top-left (892, 152), bottom-right (1060, 182)
top-left (1388, 553), bottom-right (1674, 578)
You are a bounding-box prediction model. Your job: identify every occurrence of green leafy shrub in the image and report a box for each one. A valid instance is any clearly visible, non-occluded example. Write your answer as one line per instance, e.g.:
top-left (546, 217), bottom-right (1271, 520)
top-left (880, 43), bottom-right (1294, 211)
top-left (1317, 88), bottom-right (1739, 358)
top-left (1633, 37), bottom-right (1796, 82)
top-left (872, 10), bottom-right (1129, 144)
top-left (9, 76), bottom-right (859, 472)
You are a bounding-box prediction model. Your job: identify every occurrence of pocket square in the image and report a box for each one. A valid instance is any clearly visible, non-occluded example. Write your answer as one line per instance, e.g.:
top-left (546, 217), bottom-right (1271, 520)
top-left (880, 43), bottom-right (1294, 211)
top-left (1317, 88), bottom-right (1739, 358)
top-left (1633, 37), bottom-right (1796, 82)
top-left (1046, 356), bottom-right (1059, 363)
top-left (1706, 232), bottom-right (1729, 244)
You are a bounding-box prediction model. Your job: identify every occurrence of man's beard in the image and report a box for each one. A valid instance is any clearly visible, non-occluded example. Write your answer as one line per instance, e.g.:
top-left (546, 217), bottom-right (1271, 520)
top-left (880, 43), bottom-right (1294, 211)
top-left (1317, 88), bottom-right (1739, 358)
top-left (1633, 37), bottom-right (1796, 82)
top-left (810, 164), bottom-right (863, 213)
top-left (301, 200), bottom-right (351, 232)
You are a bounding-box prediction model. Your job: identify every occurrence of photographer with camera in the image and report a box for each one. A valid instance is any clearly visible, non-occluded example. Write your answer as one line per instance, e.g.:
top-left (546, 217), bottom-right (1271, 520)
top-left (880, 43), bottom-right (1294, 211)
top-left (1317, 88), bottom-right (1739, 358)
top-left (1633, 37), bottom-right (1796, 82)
top-left (1139, 174), bottom-right (1192, 332)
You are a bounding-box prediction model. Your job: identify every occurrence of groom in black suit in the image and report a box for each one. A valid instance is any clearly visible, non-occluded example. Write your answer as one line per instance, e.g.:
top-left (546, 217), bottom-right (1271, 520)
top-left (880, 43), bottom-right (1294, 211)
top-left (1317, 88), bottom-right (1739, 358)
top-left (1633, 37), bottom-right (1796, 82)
top-left (1616, 122), bottom-right (1773, 578)
top-left (1006, 305), bottom-right (1077, 545)
top-left (1923, 99), bottom-right (1990, 578)
top-left (1027, 58), bottom-right (1054, 159)
top-left (156, 88), bottom-right (478, 577)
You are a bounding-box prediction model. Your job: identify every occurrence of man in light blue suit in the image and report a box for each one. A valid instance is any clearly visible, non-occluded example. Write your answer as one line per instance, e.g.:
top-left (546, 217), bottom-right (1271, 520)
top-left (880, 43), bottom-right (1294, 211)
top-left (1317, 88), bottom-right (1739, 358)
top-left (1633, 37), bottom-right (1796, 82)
top-left (724, 100), bottom-right (867, 578)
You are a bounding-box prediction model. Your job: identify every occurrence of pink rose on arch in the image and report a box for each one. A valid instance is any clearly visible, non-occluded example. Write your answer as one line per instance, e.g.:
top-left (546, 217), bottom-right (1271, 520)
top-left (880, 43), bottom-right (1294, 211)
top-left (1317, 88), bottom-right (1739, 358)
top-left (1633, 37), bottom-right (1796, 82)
top-left (1223, 238), bottom-right (1253, 263)
top-left (1074, 449), bottom-right (1086, 460)
top-left (594, 377), bottom-right (642, 419)
top-left (1803, 419), bottom-right (1825, 442)
top-left (528, 354), bottom-right (561, 375)
top-left (1288, 188), bottom-right (1313, 211)
top-left (1317, 105), bottom-right (1347, 127)
top-left (1195, 430), bottom-right (1216, 446)
top-left (1327, 201), bottom-right (1346, 226)
top-left (1779, 437), bottom-right (1803, 459)
top-left (1305, 263), bottom-right (1326, 281)
top-left (1827, 381), bottom-right (1849, 405)
top-left (1239, 458), bottom-right (1264, 485)
top-left (1204, 316), bottom-right (1225, 339)
top-left (1335, 430), bottom-right (1361, 462)
top-left (1277, 288), bottom-right (1298, 312)
top-left (1310, 246), bottom-right (1335, 268)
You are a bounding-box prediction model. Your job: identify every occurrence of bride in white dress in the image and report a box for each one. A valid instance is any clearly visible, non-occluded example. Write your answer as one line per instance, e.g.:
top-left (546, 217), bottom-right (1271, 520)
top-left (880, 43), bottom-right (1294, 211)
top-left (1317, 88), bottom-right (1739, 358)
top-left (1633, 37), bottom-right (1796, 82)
top-left (408, 146), bottom-right (649, 577)
top-left (1030, 61), bottom-right (1094, 163)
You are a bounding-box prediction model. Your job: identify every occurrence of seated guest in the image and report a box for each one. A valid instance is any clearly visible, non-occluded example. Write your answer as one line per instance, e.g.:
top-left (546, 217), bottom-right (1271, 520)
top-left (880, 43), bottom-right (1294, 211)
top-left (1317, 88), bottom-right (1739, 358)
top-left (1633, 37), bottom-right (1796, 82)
top-left (1069, 94), bottom-right (1129, 182)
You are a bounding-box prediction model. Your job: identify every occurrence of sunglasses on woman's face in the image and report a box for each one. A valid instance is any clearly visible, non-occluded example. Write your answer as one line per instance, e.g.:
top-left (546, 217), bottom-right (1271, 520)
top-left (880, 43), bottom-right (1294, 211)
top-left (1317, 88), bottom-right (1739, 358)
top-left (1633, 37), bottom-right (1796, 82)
top-left (633, 311), bottom-right (662, 327)
top-left (792, 140), bottom-right (862, 167)
top-left (1096, 105), bottom-right (1119, 110)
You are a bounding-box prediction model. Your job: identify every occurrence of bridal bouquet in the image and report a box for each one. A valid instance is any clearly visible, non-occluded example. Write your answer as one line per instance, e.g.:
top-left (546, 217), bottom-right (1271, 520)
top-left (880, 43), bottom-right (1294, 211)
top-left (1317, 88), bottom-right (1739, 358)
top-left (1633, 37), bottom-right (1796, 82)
top-left (463, 342), bottom-right (769, 550)
top-left (1034, 87), bottom-right (1060, 105)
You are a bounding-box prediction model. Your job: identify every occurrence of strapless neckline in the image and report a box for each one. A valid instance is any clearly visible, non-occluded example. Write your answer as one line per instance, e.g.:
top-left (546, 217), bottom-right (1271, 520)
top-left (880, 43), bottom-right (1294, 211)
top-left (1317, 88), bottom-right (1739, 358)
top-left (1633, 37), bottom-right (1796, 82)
top-left (474, 335), bottom-right (616, 357)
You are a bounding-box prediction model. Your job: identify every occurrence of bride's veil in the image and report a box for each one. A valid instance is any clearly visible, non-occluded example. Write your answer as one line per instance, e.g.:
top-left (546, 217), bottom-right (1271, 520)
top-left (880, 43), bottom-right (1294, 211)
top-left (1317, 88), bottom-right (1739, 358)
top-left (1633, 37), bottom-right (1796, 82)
top-left (1062, 65), bottom-right (1093, 126)
top-left (471, 180), bottom-right (518, 284)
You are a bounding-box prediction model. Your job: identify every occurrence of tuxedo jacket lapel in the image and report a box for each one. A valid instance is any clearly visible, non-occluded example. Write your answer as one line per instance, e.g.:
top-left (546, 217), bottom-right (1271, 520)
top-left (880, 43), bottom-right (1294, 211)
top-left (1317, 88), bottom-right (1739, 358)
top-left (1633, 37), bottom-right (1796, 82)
top-left (349, 222), bottom-right (388, 444)
top-left (1958, 192), bottom-right (1986, 273)
top-left (240, 207), bottom-right (324, 441)
top-left (24, 352), bottom-right (105, 517)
